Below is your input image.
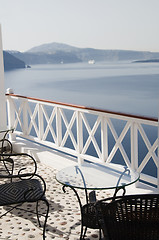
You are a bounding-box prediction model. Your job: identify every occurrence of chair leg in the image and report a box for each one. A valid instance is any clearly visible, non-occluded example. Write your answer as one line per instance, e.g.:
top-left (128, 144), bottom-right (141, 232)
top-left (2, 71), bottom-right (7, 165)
top-left (99, 228), bottom-right (102, 239)
top-left (36, 201), bottom-right (41, 227)
top-left (80, 226), bottom-right (87, 240)
top-left (42, 199), bottom-right (49, 240)
top-left (36, 199), bottom-right (49, 240)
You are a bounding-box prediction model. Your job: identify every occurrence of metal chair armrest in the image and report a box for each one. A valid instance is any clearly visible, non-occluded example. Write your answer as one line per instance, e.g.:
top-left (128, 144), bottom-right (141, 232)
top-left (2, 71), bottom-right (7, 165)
top-left (0, 172), bottom-right (35, 179)
top-left (0, 153), bottom-right (37, 176)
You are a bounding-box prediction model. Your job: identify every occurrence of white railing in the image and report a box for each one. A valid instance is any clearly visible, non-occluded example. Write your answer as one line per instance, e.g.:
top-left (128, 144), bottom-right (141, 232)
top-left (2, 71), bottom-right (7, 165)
top-left (6, 92), bottom-right (159, 188)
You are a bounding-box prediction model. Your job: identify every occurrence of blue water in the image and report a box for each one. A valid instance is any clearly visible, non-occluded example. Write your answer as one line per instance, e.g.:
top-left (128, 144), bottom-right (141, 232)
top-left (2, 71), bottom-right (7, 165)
top-left (4, 61), bottom-right (159, 118)
top-left (4, 61), bottom-right (159, 181)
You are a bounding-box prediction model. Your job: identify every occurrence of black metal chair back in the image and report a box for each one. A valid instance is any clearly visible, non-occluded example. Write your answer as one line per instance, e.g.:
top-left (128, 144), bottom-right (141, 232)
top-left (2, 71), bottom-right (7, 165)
top-left (97, 194), bottom-right (159, 240)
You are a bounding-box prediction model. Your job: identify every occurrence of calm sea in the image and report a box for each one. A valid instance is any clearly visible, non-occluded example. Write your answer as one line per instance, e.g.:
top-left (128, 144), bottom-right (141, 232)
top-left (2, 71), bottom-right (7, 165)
top-left (4, 61), bottom-right (159, 118)
top-left (4, 61), bottom-right (159, 179)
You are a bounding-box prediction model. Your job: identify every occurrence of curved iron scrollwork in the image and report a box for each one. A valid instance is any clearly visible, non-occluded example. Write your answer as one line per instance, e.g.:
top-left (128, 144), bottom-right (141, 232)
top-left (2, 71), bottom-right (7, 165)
top-left (75, 166), bottom-right (89, 204)
top-left (0, 128), bottom-right (14, 176)
top-left (113, 166), bottom-right (130, 198)
top-left (0, 153), bottom-right (37, 179)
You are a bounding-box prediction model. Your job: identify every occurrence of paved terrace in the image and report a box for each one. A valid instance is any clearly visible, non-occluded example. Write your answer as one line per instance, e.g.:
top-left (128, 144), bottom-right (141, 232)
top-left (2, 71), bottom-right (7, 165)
top-left (0, 139), bottom-right (157, 240)
top-left (0, 159), bottom-right (110, 240)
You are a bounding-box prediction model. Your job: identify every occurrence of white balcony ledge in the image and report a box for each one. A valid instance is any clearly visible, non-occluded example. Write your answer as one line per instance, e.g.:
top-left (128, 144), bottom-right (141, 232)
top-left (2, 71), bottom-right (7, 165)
top-left (12, 137), bottom-right (78, 171)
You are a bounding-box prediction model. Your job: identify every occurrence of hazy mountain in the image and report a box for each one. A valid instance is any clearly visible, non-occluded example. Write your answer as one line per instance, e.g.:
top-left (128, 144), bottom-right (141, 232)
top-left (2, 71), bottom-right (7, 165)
top-left (9, 49), bottom-right (82, 65)
top-left (7, 42), bottom-right (159, 65)
top-left (27, 42), bottom-right (77, 53)
top-left (27, 42), bottom-right (159, 61)
top-left (3, 51), bottom-right (25, 71)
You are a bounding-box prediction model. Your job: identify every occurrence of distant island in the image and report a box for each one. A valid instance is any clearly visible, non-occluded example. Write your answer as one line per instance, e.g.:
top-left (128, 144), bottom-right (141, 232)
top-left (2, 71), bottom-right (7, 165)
top-left (133, 59), bottom-right (159, 63)
top-left (3, 51), bottom-right (25, 71)
top-left (4, 42), bottom-right (159, 69)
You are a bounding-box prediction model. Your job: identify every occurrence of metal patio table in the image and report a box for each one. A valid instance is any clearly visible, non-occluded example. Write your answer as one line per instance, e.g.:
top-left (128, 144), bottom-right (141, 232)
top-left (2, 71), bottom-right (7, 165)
top-left (56, 161), bottom-right (140, 239)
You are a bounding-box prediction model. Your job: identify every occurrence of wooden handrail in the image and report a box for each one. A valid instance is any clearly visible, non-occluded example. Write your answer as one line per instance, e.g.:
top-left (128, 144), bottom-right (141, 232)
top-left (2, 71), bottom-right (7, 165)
top-left (6, 93), bottom-right (158, 122)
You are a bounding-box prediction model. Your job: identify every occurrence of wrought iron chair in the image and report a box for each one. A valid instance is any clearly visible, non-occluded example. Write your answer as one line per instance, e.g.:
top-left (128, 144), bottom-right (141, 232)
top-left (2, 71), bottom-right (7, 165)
top-left (80, 166), bottom-right (129, 239)
top-left (81, 193), bottom-right (101, 239)
top-left (0, 129), bottom-right (14, 153)
top-left (96, 194), bottom-right (159, 240)
top-left (0, 129), bottom-right (14, 175)
top-left (0, 152), bottom-right (49, 240)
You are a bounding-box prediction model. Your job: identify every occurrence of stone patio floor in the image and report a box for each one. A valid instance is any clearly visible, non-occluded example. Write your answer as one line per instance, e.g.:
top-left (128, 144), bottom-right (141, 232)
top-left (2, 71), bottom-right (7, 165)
top-left (0, 160), bottom-right (112, 240)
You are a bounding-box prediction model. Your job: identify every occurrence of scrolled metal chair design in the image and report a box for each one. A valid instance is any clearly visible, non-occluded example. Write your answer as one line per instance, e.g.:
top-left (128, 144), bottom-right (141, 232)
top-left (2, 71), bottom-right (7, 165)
top-left (0, 152), bottom-right (49, 240)
top-left (0, 129), bottom-right (14, 175)
top-left (96, 194), bottom-right (159, 240)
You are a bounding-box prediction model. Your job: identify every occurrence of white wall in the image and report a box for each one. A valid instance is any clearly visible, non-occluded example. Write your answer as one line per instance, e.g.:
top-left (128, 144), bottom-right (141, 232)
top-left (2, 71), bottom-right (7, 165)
top-left (0, 24), bottom-right (7, 133)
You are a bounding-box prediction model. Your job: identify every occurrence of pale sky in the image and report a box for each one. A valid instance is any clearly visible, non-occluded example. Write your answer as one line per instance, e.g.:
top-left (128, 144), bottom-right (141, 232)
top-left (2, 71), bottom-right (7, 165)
top-left (0, 0), bottom-right (159, 52)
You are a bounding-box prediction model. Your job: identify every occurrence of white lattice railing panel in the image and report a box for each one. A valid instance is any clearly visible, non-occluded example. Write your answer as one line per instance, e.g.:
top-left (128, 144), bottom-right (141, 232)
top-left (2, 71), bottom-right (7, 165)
top-left (27, 102), bottom-right (39, 138)
top-left (81, 113), bottom-right (102, 159)
top-left (12, 98), bottom-right (24, 133)
top-left (6, 93), bottom-right (159, 187)
top-left (60, 109), bottom-right (77, 150)
top-left (41, 104), bottom-right (57, 143)
top-left (107, 118), bottom-right (131, 167)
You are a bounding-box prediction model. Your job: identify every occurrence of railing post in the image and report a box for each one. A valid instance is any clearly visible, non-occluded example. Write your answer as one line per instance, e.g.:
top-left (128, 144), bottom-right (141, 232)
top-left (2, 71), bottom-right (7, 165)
top-left (22, 99), bottom-right (28, 136)
top-left (38, 103), bottom-right (44, 140)
top-left (56, 106), bottom-right (62, 146)
top-left (101, 116), bottom-right (108, 163)
top-left (131, 121), bottom-right (139, 185)
top-left (77, 110), bottom-right (83, 165)
top-left (6, 88), bottom-right (16, 141)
